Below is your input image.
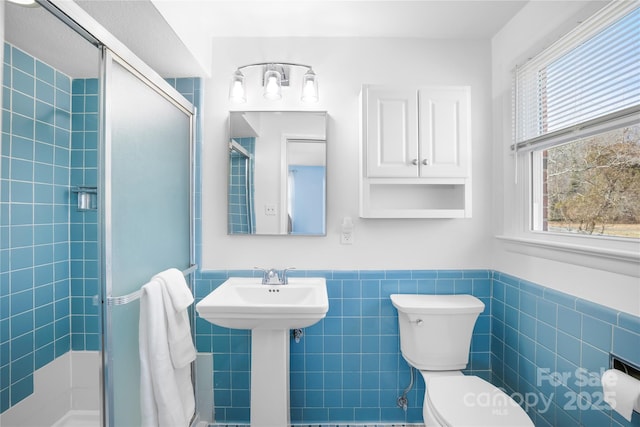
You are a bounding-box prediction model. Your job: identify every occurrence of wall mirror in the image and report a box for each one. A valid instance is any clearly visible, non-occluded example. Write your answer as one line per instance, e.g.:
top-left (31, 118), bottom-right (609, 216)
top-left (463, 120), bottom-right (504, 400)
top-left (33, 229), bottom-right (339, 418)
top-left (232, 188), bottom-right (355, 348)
top-left (228, 111), bottom-right (327, 235)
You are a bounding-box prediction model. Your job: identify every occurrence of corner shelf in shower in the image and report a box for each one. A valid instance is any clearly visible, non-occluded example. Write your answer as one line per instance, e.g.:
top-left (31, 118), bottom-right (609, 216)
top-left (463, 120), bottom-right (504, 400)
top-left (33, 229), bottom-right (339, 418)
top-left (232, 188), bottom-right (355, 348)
top-left (71, 186), bottom-right (98, 211)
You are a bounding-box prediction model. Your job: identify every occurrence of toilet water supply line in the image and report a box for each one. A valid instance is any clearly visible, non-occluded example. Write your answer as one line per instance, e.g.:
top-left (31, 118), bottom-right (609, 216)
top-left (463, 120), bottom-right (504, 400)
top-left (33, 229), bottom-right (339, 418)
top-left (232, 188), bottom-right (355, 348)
top-left (397, 366), bottom-right (415, 411)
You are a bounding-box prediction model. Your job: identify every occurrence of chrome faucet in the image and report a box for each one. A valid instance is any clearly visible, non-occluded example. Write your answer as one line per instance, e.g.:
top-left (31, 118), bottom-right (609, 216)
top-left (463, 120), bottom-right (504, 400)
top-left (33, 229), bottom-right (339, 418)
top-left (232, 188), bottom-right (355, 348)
top-left (255, 267), bottom-right (296, 285)
top-left (264, 268), bottom-right (281, 285)
top-left (255, 267), bottom-right (282, 285)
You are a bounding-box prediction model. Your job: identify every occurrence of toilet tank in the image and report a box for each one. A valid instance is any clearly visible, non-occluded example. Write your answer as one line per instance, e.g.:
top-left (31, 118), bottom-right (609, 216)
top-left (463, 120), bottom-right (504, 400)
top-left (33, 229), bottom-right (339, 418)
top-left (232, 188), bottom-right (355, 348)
top-left (390, 294), bottom-right (484, 371)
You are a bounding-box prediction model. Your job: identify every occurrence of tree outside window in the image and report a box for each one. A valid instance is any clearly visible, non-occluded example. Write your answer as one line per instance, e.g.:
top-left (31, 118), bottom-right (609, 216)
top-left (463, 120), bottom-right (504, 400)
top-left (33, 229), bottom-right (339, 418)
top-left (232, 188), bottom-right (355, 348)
top-left (540, 125), bottom-right (640, 238)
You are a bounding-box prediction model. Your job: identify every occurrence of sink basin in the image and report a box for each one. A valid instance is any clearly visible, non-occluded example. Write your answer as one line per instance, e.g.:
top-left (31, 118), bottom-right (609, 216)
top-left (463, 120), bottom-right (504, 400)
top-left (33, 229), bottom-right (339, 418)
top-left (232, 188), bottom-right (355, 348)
top-left (195, 277), bottom-right (328, 330)
top-left (196, 277), bottom-right (329, 426)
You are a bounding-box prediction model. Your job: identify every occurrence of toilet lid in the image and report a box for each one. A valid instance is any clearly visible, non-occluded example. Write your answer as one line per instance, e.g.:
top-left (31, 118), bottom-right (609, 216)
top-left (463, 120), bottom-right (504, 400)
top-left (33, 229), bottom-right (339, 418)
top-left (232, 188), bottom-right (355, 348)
top-left (427, 376), bottom-right (533, 427)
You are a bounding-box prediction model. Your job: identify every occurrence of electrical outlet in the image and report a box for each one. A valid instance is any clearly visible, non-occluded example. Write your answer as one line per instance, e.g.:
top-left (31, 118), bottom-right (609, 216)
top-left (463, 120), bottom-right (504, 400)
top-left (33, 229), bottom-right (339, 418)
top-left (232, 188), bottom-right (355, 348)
top-left (265, 204), bottom-right (277, 216)
top-left (340, 216), bottom-right (354, 244)
top-left (341, 230), bottom-right (354, 245)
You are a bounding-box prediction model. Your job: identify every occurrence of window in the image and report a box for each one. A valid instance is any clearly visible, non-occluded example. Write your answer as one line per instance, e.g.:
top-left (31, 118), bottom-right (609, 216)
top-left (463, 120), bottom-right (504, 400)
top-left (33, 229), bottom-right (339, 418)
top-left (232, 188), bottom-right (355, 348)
top-left (514, 3), bottom-right (640, 240)
top-left (531, 125), bottom-right (639, 238)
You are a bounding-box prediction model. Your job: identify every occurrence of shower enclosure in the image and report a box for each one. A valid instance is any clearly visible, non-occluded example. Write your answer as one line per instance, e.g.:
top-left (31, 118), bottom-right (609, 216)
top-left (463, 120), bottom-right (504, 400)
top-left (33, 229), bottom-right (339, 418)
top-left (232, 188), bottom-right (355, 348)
top-left (0, 1), bottom-right (196, 426)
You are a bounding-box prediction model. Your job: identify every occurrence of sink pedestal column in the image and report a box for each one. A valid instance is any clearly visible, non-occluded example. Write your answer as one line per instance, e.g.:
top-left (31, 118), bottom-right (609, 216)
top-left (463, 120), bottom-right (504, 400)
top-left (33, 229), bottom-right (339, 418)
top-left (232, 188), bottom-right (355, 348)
top-left (250, 329), bottom-right (290, 427)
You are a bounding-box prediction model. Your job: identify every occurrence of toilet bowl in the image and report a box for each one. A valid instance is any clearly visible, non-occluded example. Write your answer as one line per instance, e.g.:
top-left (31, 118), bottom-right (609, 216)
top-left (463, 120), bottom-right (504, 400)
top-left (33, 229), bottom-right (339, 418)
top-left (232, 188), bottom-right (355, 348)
top-left (421, 371), bottom-right (533, 426)
top-left (390, 294), bottom-right (533, 427)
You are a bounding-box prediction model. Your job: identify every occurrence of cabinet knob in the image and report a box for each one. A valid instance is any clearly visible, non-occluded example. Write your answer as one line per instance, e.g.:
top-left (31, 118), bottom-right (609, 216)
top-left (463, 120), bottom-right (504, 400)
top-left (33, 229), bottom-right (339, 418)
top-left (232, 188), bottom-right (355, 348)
top-left (422, 159), bottom-right (430, 165)
top-left (411, 159), bottom-right (419, 166)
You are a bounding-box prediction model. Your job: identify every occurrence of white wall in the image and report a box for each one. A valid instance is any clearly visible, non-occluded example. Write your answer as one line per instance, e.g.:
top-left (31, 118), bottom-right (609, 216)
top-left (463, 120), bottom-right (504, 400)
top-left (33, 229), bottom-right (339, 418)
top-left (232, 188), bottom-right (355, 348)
top-left (251, 112), bottom-right (325, 234)
top-left (491, 1), bottom-right (640, 316)
top-left (253, 115), bottom-right (284, 234)
top-left (201, 37), bottom-right (493, 270)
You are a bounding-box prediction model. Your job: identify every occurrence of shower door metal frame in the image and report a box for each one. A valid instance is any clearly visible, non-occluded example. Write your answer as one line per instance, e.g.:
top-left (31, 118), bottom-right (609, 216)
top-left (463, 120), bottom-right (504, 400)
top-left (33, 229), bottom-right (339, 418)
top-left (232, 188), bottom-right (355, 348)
top-left (32, 2), bottom-right (197, 426)
top-left (100, 47), bottom-right (196, 427)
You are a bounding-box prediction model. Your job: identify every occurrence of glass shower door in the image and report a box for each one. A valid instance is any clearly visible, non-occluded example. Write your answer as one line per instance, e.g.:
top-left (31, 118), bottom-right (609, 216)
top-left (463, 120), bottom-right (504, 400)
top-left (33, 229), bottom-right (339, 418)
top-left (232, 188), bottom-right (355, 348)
top-left (101, 50), bottom-right (193, 426)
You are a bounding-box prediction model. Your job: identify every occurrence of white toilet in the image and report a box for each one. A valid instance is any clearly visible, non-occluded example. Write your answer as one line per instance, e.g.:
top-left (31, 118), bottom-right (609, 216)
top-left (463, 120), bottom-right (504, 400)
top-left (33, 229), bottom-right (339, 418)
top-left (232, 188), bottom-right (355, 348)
top-left (390, 294), bottom-right (533, 427)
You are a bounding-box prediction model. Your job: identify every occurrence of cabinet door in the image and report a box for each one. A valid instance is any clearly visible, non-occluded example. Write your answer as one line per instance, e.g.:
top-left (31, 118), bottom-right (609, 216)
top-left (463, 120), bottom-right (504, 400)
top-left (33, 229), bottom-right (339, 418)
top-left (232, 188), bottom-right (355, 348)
top-left (418, 86), bottom-right (470, 178)
top-left (364, 86), bottom-right (418, 177)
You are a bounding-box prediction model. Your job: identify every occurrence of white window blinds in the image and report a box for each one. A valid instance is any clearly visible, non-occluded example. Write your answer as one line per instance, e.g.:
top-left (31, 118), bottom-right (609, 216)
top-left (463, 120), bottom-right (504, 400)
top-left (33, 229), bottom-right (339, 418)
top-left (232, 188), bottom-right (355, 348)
top-left (513, 2), bottom-right (640, 151)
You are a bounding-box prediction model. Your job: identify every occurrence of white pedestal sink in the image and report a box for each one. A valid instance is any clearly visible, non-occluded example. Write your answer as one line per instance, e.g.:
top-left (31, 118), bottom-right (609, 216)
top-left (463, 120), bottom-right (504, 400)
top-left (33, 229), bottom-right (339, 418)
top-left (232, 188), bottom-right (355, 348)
top-left (195, 277), bottom-right (328, 427)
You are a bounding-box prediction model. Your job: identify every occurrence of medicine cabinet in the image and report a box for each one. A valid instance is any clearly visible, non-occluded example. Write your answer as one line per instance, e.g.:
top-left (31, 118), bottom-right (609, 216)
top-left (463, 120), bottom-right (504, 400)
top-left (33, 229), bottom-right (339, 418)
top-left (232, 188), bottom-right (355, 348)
top-left (359, 85), bottom-right (472, 218)
top-left (228, 111), bottom-right (327, 235)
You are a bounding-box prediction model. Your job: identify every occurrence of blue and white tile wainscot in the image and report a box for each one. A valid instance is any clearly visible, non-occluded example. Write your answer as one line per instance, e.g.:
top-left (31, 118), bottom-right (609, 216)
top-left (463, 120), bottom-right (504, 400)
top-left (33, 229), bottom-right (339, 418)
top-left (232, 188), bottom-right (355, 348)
top-left (194, 269), bottom-right (640, 426)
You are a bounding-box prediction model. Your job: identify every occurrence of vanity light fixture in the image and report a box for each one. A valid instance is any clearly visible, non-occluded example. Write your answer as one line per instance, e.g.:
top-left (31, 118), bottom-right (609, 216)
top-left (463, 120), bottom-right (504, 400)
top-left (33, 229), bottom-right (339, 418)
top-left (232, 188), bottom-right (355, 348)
top-left (229, 62), bottom-right (319, 104)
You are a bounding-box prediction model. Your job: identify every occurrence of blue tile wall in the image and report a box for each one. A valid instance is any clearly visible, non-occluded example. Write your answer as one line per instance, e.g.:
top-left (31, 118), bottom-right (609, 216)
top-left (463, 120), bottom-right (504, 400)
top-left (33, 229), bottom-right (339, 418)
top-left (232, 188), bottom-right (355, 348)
top-left (228, 138), bottom-right (255, 234)
top-left (195, 270), bottom-right (639, 426)
top-left (0, 59), bottom-right (202, 415)
top-left (194, 269), bottom-right (493, 424)
top-left (0, 49), bottom-right (202, 415)
top-left (1, 44), bottom-right (72, 412)
top-left (491, 272), bottom-right (640, 427)
top-left (69, 78), bottom-right (100, 351)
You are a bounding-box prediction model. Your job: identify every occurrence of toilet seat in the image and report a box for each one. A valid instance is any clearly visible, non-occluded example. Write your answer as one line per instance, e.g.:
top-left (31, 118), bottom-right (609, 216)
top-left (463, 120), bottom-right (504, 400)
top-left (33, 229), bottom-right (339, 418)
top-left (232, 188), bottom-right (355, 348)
top-left (425, 375), bottom-right (533, 427)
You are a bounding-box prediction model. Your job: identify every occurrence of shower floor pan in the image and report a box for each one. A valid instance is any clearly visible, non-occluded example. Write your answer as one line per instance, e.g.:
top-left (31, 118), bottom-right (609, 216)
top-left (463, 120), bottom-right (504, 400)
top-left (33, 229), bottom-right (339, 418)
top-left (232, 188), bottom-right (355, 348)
top-left (52, 410), bottom-right (100, 427)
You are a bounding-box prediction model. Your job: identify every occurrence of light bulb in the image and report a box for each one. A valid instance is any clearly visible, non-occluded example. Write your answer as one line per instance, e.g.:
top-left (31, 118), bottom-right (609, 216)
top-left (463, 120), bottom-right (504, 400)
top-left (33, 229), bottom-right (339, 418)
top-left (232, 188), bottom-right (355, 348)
top-left (229, 70), bottom-right (246, 103)
top-left (263, 69), bottom-right (282, 100)
top-left (301, 69), bottom-right (318, 103)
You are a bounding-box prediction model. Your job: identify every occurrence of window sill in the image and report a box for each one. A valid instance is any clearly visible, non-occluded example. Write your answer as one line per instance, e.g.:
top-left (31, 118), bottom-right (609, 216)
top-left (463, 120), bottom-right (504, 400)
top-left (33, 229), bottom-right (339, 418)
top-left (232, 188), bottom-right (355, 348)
top-left (496, 234), bottom-right (640, 277)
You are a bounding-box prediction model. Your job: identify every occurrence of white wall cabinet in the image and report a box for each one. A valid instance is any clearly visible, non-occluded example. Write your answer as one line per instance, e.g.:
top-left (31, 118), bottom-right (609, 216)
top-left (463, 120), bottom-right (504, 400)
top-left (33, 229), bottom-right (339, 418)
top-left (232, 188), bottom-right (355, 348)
top-left (364, 87), bottom-right (419, 177)
top-left (360, 85), bottom-right (472, 218)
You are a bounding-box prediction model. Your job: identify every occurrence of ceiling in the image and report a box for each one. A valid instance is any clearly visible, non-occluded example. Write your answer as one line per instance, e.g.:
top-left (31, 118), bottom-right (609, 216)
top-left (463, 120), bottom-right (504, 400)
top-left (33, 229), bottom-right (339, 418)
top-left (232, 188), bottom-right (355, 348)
top-left (5, 1), bottom-right (100, 78)
top-left (153, 0), bottom-right (529, 39)
top-left (4, 0), bottom-right (530, 78)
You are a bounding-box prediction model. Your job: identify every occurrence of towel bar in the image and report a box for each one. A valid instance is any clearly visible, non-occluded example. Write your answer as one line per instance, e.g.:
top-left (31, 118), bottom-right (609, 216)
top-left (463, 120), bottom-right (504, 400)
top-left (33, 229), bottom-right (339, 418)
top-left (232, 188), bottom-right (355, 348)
top-left (106, 264), bottom-right (198, 306)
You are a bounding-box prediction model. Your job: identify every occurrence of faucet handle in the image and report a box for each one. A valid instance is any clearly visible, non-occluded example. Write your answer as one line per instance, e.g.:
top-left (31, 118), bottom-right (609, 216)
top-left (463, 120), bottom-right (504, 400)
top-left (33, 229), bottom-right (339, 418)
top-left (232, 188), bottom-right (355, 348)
top-left (281, 267), bottom-right (296, 284)
top-left (253, 267), bottom-right (268, 275)
top-left (253, 267), bottom-right (271, 284)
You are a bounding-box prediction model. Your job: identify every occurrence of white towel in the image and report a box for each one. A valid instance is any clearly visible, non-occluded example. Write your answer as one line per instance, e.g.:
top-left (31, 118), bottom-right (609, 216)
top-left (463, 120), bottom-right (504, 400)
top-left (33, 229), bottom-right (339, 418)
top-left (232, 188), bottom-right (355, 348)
top-left (153, 268), bottom-right (197, 368)
top-left (154, 268), bottom-right (194, 312)
top-left (139, 278), bottom-right (195, 427)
